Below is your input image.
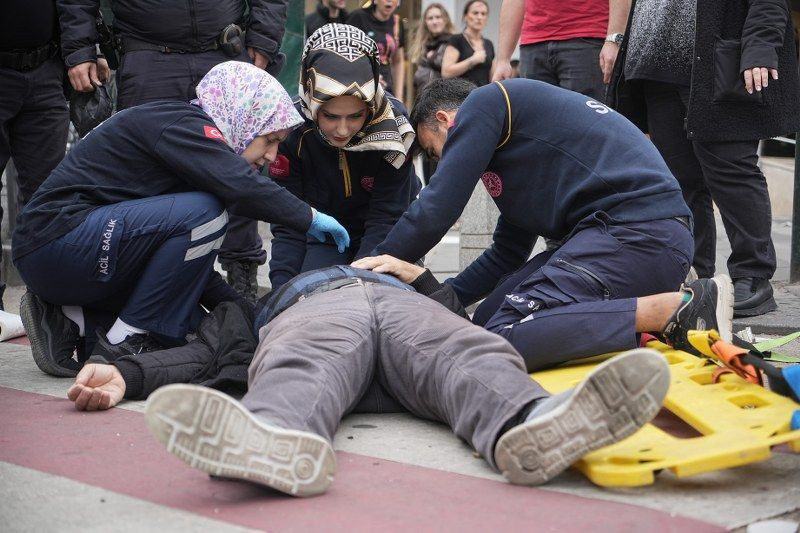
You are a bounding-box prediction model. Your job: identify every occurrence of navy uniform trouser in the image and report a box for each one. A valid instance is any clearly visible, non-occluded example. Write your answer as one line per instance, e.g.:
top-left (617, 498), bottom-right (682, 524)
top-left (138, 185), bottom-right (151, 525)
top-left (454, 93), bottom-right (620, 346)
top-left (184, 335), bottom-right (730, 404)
top-left (115, 48), bottom-right (264, 267)
top-left (16, 192), bottom-right (229, 348)
top-left (472, 214), bottom-right (693, 372)
top-left (0, 57), bottom-right (69, 286)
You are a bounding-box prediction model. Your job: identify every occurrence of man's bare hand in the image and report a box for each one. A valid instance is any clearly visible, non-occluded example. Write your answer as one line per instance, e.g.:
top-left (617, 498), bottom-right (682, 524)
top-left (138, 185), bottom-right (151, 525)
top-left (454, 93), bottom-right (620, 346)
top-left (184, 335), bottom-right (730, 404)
top-left (351, 255), bottom-right (426, 284)
top-left (67, 364), bottom-right (126, 411)
top-left (599, 42), bottom-right (620, 84)
top-left (743, 67), bottom-right (778, 94)
top-left (471, 49), bottom-right (487, 67)
top-left (67, 61), bottom-right (103, 92)
top-left (492, 59), bottom-right (513, 82)
top-left (248, 47), bottom-right (269, 70)
top-left (96, 57), bottom-right (111, 83)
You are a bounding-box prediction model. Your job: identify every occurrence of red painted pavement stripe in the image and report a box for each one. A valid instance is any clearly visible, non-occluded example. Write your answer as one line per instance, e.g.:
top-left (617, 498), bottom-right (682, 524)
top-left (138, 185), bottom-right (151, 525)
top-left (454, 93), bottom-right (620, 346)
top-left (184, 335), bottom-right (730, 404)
top-left (5, 335), bottom-right (30, 346)
top-left (0, 387), bottom-right (723, 532)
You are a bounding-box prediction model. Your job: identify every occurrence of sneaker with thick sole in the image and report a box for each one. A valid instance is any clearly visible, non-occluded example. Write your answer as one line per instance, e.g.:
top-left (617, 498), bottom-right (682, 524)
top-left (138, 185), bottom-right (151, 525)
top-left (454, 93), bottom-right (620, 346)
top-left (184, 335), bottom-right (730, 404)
top-left (145, 384), bottom-right (336, 497)
top-left (733, 277), bottom-right (777, 318)
top-left (663, 274), bottom-right (734, 354)
top-left (20, 291), bottom-right (81, 377)
top-left (91, 328), bottom-right (165, 361)
top-left (494, 348), bottom-right (670, 486)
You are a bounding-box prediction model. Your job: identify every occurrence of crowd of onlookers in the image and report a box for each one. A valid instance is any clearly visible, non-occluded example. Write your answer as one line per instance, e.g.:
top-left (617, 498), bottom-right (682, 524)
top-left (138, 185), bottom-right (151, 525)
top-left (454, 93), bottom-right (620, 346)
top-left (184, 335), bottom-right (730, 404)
top-left (310, 0), bottom-right (800, 318)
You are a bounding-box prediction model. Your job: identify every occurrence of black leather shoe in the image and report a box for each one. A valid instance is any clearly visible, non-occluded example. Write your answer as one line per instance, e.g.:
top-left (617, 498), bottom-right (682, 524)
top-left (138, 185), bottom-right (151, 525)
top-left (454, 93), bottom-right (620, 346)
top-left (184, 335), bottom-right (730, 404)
top-left (733, 277), bottom-right (777, 317)
top-left (223, 260), bottom-right (259, 306)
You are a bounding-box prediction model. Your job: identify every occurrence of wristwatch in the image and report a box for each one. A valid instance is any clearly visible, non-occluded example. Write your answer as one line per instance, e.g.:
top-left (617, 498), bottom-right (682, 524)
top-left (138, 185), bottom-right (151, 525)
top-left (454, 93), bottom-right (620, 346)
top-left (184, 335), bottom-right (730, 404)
top-left (605, 33), bottom-right (624, 45)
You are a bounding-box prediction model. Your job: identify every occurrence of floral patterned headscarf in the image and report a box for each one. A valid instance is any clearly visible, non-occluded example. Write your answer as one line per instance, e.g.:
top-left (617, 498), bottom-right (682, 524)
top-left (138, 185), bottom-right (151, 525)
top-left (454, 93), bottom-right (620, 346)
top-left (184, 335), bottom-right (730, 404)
top-left (193, 61), bottom-right (303, 154)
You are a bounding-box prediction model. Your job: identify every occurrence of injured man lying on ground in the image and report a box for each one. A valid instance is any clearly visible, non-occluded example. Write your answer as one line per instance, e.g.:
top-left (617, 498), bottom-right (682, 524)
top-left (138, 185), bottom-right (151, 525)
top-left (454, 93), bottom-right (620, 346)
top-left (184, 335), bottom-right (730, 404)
top-left (65, 265), bottom-right (678, 495)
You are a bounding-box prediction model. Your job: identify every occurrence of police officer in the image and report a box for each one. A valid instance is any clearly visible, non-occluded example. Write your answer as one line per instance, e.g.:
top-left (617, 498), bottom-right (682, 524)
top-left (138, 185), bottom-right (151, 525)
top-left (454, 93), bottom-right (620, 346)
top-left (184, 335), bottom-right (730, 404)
top-left (0, 1), bottom-right (91, 310)
top-left (57, 0), bottom-right (291, 304)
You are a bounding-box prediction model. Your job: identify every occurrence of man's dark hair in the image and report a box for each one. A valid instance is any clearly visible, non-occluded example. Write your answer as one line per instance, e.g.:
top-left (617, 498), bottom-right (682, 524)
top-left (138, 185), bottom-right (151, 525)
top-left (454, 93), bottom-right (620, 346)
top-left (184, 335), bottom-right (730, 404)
top-left (409, 78), bottom-right (477, 131)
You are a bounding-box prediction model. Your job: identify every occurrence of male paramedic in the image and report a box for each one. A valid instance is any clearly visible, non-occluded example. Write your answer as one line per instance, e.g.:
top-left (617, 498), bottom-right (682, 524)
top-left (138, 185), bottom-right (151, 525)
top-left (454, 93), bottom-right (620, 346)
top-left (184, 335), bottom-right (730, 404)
top-left (370, 78), bottom-right (734, 369)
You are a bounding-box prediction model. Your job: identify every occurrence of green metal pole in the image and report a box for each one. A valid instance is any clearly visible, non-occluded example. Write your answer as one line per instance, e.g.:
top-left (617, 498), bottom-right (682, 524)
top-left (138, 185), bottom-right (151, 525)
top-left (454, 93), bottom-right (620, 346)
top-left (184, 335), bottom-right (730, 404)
top-left (277, 0), bottom-right (305, 97)
top-left (791, 132), bottom-right (800, 282)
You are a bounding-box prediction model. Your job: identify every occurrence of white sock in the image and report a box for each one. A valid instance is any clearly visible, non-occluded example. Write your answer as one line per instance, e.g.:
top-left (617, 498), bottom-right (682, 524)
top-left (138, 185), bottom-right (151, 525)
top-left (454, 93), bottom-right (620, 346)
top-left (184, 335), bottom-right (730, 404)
top-left (61, 305), bottom-right (85, 336)
top-left (106, 318), bottom-right (147, 345)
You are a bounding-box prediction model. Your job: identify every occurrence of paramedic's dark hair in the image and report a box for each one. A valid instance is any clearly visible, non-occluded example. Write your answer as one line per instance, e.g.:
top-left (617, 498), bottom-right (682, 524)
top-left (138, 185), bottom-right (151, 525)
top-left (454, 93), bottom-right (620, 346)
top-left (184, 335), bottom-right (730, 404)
top-left (409, 78), bottom-right (476, 131)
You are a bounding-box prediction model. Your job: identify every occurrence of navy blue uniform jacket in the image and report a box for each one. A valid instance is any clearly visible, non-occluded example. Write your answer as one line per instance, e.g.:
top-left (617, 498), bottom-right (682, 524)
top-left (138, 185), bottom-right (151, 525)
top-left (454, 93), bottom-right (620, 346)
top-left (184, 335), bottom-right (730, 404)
top-left (13, 101), bottom-right (312, 261)
top-left (375, 79), bottom-right (691, 305)
top-left (267, 99), bottom-right (419, 288)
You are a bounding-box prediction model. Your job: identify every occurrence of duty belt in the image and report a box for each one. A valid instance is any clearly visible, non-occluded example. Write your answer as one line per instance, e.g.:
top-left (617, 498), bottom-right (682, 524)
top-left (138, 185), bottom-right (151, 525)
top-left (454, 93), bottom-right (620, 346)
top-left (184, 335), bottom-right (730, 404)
top-left (0, 41), bottom-right (58, 72)
top-left (118, 35), bottom-right (221, 54)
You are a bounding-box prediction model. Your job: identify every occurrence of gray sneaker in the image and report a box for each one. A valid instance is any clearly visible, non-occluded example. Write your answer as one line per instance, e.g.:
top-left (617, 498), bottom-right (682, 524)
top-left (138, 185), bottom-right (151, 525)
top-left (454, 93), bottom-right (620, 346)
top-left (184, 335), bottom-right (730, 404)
top-left (145, 384), bottom-right (336, 497)
top-left (494, 348), bottom-right (670, 485)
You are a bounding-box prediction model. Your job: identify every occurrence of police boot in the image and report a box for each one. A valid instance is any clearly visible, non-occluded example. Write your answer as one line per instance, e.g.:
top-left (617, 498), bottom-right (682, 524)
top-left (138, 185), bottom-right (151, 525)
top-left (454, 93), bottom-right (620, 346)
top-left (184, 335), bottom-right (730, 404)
top-left (223, 260), bottom-right (259, 306)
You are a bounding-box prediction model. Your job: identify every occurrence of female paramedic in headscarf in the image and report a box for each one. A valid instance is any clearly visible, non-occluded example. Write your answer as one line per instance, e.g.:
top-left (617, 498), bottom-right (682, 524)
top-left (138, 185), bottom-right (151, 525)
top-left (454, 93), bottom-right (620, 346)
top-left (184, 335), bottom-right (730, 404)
top-left (266, 24), bottom-right (419, 290)
top-left (14, 61), bottom-right (350, 377)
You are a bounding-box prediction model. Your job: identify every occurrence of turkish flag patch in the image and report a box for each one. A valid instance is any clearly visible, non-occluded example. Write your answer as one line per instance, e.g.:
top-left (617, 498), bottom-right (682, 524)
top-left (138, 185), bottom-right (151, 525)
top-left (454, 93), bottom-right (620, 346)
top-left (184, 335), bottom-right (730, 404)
top-left (269, 154), bottom-right (290, 178)
top-left (360, 176), bottom-right (374, 191)
top-left (203, 125), bottom-right (226, 142)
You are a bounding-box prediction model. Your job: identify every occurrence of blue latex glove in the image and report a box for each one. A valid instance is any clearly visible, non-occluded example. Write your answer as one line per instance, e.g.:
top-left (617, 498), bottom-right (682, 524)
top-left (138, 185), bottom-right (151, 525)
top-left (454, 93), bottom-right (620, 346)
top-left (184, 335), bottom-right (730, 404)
top-left (307, 210), bottom-right (350, 253)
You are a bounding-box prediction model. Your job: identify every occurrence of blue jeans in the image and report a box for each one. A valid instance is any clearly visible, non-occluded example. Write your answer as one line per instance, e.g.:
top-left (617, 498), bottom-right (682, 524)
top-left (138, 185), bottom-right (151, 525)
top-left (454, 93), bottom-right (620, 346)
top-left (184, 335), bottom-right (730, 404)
top-left (520, 38), bottom-right (606, 101)
top-left (473, 214), bottom-right (693, 371)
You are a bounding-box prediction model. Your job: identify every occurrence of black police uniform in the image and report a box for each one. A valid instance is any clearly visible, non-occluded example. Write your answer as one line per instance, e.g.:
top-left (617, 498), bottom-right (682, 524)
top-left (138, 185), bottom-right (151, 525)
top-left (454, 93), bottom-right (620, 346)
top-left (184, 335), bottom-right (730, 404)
top-left (0, 0), bottom-right (70, 307)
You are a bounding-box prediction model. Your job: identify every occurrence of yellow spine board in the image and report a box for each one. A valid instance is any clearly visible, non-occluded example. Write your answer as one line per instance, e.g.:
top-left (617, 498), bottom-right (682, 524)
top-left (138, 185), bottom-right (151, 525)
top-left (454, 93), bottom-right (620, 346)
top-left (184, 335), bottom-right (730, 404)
top-left (530, 340), bottom-right (800, 487)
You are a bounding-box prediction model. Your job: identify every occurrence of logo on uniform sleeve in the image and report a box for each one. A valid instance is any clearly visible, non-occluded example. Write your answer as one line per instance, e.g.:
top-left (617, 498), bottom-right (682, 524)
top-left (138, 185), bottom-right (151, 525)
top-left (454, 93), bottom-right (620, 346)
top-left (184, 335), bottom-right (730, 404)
top-left (360, 176), bottom-right (374, 191)
top-left (203, 125), bottom-right (226, 142)
top-left (269, 155), bottom-right (290, 178)
top-left (481, 171), bottom-right (503, 198)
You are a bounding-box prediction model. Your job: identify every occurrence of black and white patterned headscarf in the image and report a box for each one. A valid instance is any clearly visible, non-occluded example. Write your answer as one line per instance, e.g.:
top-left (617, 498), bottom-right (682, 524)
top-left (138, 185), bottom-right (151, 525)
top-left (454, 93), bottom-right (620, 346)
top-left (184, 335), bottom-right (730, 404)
top-left (300, 23), bottom-right (414, 169)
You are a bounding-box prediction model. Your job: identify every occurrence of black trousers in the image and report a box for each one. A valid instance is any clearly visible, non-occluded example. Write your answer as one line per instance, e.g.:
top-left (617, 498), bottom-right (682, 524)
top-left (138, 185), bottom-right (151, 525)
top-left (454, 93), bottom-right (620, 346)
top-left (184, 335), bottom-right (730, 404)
top-left (0, 57), bottom-right (69, 286)
top-left (642, 80), bottom-right (775, 280)
top-left (116, 48), bottom-right (265, 266)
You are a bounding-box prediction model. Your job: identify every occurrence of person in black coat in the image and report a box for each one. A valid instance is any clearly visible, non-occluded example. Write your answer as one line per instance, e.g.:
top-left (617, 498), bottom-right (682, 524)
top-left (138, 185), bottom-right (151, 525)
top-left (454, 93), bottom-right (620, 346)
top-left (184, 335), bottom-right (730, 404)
top-left (305, 0), bottom-right (348, 39)
top-left (267, 24), bottom-right (418, 291)
top-left (607, 0), bottom-right (800, 317)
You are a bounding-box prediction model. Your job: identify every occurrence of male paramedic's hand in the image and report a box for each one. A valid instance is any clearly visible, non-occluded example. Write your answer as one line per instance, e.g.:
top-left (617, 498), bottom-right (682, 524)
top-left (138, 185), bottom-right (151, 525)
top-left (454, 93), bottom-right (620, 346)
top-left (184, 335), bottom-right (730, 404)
top-left (743, 67), bottom-right (779, 94)
top-left (67, 364), bottom-right (126, 411)
top-left (351, 255), bottom-right (426, 284)
top-left (307, 210), bottom-right (350, 253)
top-left (68, 61), bottom-right (105, 92)
top-left (248, 47), bottom-right (270, 70)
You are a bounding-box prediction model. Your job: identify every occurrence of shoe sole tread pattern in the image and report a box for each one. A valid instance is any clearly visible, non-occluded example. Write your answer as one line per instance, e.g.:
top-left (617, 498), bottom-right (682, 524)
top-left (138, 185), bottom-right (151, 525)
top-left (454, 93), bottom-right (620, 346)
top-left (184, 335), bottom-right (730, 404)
top-left (145, 384), bottom-right (335, 497)
top-left (19, 292), bottom-right (78, 378)
top-left (712, 274), bottom-right (734, 342)
top-left (495, 349), bottom-right (670, 486)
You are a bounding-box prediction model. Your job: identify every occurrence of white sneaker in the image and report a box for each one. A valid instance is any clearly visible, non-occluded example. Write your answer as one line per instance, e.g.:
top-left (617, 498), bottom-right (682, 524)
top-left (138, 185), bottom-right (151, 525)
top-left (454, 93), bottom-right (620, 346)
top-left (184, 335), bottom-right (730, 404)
top-left (145, 384), bottom-right (336, 497)
top-left (494, 348), bottom-right (670, 485)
